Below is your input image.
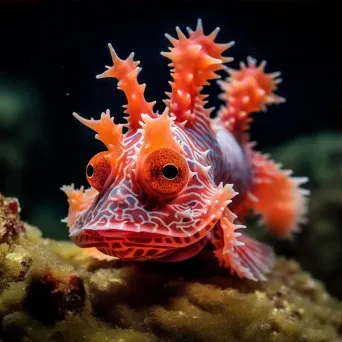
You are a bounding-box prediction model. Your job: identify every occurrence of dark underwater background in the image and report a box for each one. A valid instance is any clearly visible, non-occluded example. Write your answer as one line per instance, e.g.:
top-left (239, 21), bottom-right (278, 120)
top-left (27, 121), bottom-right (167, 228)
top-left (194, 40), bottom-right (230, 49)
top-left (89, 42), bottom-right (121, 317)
top-left (0, 2), bottom-right (340, 298)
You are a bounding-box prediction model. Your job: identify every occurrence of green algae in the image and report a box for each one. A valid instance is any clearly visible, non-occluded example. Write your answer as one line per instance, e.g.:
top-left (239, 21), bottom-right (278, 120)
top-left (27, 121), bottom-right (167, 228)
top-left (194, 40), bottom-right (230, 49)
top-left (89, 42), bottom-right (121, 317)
top-left (0, 194), bottom-right (341, 342)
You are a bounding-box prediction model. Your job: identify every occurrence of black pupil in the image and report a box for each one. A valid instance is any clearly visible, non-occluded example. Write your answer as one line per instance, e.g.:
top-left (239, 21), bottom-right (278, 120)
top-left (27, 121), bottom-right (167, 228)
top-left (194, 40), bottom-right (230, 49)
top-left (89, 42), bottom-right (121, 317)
top-left (87, 164), bottom-right (94, 178)
top-left (162, 164), bottom-right (178, 180)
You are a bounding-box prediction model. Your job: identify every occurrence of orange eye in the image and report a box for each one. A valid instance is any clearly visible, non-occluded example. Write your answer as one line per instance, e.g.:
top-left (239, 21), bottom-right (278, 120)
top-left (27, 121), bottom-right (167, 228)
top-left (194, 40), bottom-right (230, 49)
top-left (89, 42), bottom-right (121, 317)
top-left (86, 151), bottom-right (111, 192)
top-left (142, 148), bottom-right (189, 196)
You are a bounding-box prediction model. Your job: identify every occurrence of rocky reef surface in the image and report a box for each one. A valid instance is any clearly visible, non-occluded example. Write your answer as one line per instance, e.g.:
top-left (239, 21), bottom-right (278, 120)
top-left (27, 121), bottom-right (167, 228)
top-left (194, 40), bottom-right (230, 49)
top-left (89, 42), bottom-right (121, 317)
top-left (0, 194), bottom-right (341, 342)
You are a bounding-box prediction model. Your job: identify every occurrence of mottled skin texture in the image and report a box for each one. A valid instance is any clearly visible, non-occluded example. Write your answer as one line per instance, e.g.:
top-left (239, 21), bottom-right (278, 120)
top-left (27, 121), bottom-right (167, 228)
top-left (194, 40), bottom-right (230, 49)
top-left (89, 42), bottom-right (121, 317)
top-left (62, 20), bottom-right (309, 281)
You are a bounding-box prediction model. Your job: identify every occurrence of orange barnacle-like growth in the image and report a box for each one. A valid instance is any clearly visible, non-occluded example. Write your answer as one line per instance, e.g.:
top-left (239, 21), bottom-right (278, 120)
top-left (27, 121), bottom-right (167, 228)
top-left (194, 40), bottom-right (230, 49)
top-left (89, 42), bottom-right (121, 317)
top-left (218, 57), bottom-right (285, 143)
top-left (96, 44), bottom-right (157, 131)
top-left (161, 18), bottom-right (234, 125)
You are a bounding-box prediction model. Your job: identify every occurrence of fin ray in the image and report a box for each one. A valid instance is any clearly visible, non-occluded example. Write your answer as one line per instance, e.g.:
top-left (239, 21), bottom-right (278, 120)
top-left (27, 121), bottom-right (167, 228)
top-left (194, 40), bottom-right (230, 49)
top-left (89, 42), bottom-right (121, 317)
top-left (235, 149), bottom-right (310, 238)
top-left (212, 208), bottom-right (274, 281)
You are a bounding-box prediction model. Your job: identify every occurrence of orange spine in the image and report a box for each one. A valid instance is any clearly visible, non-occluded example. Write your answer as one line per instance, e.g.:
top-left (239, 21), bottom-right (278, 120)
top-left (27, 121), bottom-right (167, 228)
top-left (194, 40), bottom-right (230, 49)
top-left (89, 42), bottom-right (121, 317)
top-left (218, 57), bottom-right (285, 142)
top-left (161, 19), bottom-right (234, 124)
top-left (97, 44), bottom-right (156, 131)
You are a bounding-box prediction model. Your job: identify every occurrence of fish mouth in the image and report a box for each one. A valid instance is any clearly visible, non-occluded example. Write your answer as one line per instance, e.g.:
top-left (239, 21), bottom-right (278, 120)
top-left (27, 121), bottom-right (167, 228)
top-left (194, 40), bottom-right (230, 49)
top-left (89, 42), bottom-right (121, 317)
top-left (69, 221), bottom-right (168, 249)
top-left (69, 223), bottom-right (131, 238)
top-left (69, 215), bottom-right (190, 239)
top-left (69, 224), bottom-right (136, 249)
top-left (70, 225), bottom-right (177, 261)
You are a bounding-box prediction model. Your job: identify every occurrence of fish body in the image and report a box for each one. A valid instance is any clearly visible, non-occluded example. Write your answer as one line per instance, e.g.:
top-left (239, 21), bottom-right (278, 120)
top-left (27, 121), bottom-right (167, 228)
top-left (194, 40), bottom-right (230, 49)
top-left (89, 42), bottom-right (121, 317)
top-left (62, 20), bottom-right (309, 281)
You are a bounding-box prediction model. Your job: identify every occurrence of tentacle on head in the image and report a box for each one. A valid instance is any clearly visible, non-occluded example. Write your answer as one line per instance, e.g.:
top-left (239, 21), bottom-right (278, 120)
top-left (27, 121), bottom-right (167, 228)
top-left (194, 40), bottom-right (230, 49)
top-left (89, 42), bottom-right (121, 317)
top-left (96, 44), bottom-right (157, 131)
top-left (138, 108), bottom-right (181, 155)
top-left (72, 109), bottom-right (123, 167)
top-left (217, 57), bottom-right (285, 143)
top-left (161, 18), bottom-right (234, 127)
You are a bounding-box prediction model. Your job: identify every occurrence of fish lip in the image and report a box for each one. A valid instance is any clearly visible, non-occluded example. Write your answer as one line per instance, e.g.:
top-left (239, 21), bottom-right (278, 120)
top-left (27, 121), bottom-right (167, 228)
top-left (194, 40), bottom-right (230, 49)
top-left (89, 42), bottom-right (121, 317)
top-left (69, 222), bottom-right (142, 238)
top-left (69, 225), bottom-right (118, 237)
top-left (69, 228), bottom-right (85, 237)
top-left (69, 225), bottom-right (135, 248)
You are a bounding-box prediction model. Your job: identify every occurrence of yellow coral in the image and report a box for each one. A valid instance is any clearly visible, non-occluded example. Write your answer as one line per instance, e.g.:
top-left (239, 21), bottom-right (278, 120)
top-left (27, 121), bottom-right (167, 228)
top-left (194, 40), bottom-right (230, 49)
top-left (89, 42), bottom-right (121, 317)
top-left (0, 194), bottom-right (341, 342)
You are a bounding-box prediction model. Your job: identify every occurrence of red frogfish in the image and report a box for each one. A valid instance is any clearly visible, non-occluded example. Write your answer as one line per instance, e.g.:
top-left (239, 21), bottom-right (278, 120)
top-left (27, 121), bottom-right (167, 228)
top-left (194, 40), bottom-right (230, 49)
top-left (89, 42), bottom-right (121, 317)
top-left (61, 19), bottom-right (309, 281)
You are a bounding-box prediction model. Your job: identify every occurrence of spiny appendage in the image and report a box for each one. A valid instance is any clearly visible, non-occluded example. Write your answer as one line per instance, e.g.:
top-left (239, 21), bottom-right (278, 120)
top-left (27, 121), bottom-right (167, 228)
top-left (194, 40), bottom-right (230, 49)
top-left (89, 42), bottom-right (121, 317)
top-left (60, 185), bottom-right (115, 261)
top-left (60, 184), bottom-right (97, 230)
top-left (96, 44), bottom-right (157, 131)
top-left (72, 109), bottom-right (123, 166)
top-left (213, 208), bottom-right (275, 281)
top-left (161, 18), bottom-right (234, 125)
top-left (235, 148), bottom-right (310, 238)
top-left (218, 56), bottom-right (285, 142)
top-left (213, 208), bottom-right (250, 278)
top-left (138, 108), bottom-right (182, 155)
top-left (202, 182), bottom-right (238, 230)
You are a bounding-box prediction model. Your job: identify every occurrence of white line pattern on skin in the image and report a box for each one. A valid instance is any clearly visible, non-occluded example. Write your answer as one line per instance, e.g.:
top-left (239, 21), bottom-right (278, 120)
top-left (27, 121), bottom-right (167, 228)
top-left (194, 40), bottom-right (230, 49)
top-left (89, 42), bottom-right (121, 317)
top-left (73, 120), bottom-right (220, 238)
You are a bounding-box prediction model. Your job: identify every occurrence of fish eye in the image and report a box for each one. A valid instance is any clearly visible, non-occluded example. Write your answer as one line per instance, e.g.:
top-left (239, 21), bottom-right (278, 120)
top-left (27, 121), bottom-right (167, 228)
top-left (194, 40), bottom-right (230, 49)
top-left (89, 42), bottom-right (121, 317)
top-left (142, 148), bottom-right (189, 196)
top-left (162, 164), bottom-right (178, 180)
top-left (86, 151), bottom-right (111, 192)
top-left (86, 164), bottom-right (94, 178)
